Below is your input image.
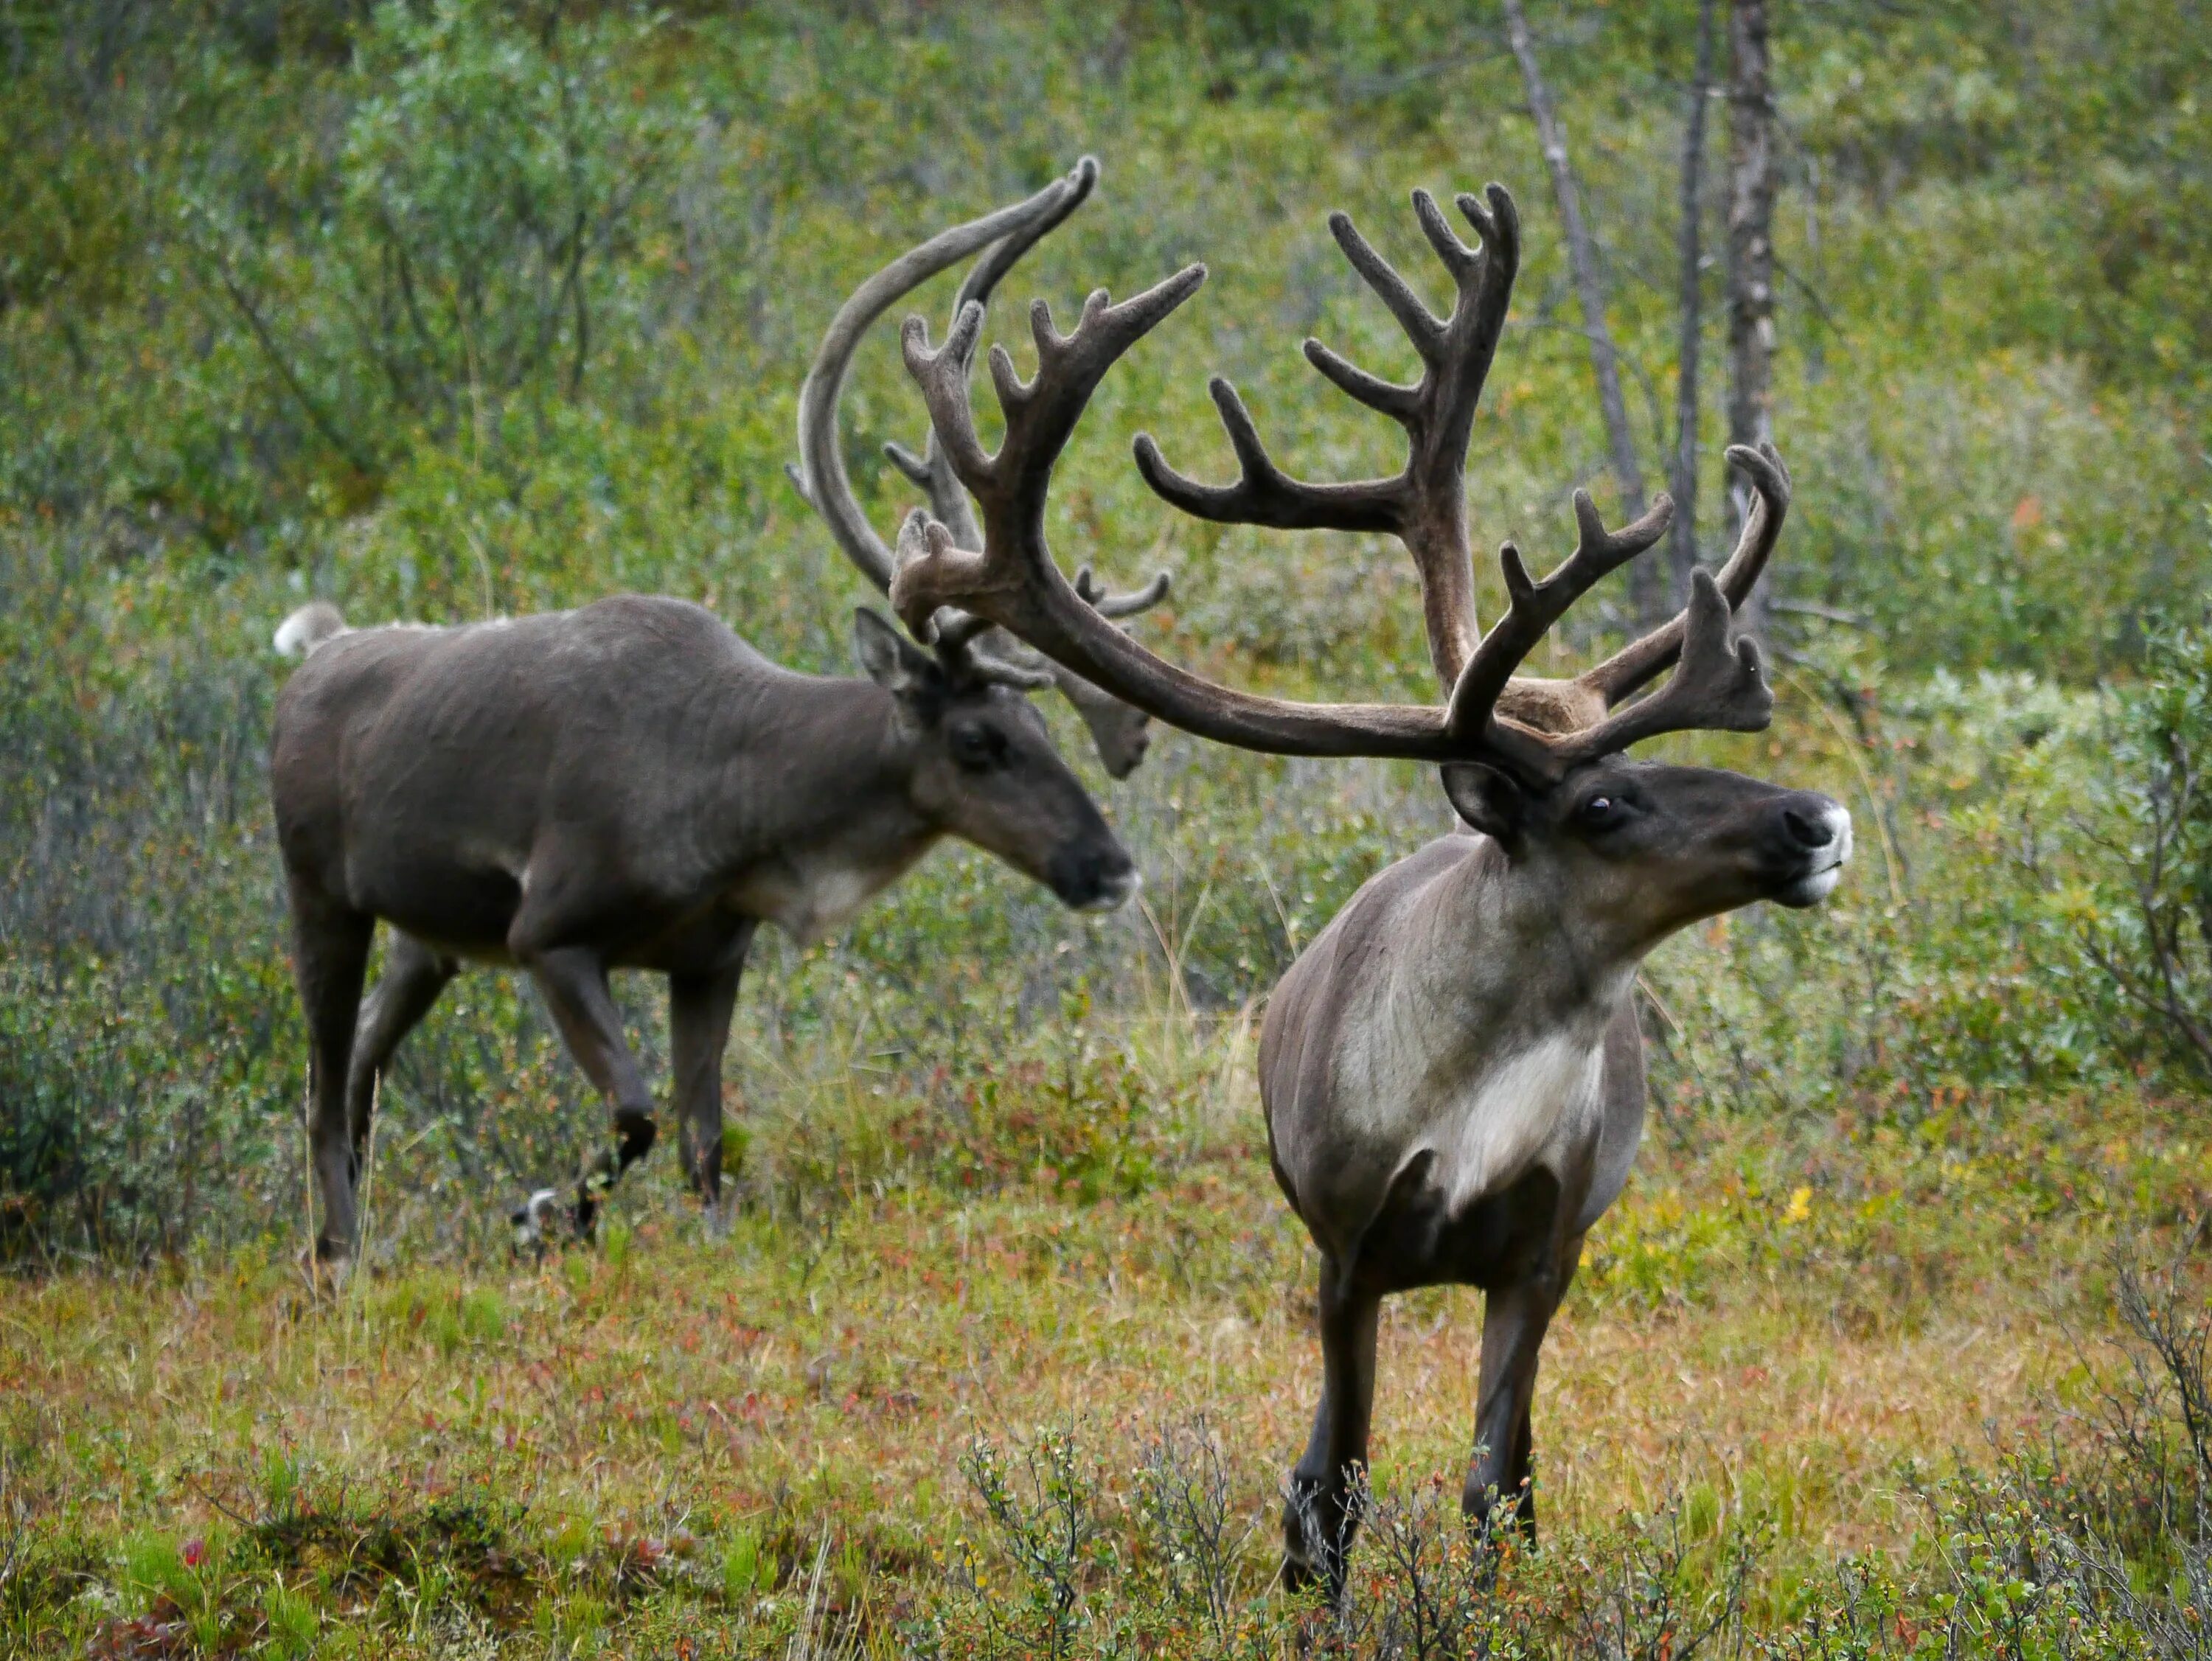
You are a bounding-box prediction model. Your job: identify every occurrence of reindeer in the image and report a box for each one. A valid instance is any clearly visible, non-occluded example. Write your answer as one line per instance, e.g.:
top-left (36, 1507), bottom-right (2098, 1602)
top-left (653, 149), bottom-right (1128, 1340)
top-left (269, 163), bottom-right (1166, 1269)
top-left (881, 164), bottom-right (1852, 1595)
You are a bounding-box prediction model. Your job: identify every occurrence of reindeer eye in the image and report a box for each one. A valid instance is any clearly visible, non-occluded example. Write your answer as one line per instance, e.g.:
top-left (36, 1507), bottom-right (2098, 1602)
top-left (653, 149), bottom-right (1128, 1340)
top-left (950, 724), bottom-right (1006, 771)
top-left (1578, 794), bottom-right (1620, 827)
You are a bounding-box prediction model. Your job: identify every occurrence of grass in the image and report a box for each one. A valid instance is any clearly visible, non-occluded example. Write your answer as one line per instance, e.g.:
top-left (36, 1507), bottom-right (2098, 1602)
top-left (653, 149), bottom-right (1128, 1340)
top-left (3, 1001), bottom-right (2203, 1655)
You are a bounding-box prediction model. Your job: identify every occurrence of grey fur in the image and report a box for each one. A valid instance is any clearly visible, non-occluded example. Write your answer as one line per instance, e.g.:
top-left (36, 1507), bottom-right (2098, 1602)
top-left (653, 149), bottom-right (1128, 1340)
top-left (271, 594), bottom-right (1135, 1263)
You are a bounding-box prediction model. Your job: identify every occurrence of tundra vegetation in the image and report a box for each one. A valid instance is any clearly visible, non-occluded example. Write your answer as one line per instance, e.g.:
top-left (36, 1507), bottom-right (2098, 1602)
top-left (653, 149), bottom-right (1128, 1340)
top-left (1, 1), bottom-right (2210, 1656)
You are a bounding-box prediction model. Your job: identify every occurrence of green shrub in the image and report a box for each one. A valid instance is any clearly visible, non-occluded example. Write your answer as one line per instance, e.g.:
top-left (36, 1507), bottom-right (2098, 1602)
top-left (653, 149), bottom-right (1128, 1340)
top-left (2065, 613), bottom-right (2212, 1082)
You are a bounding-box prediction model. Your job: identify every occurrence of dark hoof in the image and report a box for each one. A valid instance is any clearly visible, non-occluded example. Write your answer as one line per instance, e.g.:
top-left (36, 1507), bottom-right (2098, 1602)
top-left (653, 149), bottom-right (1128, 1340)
top-left (1280, 1488), bottom-right (1346, 1605)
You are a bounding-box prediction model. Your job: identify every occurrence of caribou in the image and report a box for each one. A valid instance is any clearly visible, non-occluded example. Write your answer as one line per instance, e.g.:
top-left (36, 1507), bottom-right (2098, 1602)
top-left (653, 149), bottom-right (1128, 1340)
top-left (880, 163), bottom-right (1852, 1594)
top-left (268, 164), bottom-right (1167, 1269)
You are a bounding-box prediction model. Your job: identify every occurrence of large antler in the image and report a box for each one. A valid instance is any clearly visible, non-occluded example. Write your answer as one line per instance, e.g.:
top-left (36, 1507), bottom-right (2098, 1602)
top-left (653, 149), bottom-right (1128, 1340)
top-left (790, 158), bottom-right (1174, 772)
top-left (1133, 187), bottom-right (1527, 690)
top-left (792, 164), bottom-right (1090, 592)
top-left (890, 178), bottom-right (1785, 784)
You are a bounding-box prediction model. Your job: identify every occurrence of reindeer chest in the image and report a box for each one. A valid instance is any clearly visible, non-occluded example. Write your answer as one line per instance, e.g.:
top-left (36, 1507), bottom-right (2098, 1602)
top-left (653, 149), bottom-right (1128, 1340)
top-left (725, 842), bottom-right (929, 946)
top-left (1340, 1018), bottom-right (1610, 1218)
top-left (1419, 1032), bottom-right (1609, 1211)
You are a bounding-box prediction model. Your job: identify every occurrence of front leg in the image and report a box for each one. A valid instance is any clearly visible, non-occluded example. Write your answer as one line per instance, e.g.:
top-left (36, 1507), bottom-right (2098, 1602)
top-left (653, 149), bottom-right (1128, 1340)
top-left (526, 945), bottom-right (658, 1239)
top-left (669, 946), bottom-right (748, 1229)
top-left (1463, 1242), bottom-right (1570, 1541)
top-left (1281, 1257), bottom-right (1381, 1602)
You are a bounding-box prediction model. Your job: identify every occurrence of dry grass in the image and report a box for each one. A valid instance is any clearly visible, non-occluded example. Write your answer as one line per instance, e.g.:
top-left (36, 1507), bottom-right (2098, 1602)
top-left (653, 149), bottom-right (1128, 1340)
top-left (4, 1031), bottom-right (2192, 1653)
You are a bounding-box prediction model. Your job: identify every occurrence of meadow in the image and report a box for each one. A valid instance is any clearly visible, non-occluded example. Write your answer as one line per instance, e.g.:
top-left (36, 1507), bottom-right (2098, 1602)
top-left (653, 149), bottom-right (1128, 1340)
top-left (2, 1), bottom-right (2210, 1654)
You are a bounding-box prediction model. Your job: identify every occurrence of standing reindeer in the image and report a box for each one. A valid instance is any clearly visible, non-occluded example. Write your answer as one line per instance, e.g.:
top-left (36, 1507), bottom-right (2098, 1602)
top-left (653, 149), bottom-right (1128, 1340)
top-left (884, 163), bottom-right (1852, 1595)
top-left (269, 163), bottom-right (1165, 1268)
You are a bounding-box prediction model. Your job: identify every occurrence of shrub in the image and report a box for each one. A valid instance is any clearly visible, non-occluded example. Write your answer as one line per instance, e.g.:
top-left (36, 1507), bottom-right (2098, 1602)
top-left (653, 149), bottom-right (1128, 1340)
top-left (2066, 613), bottom-right (2212, 1082)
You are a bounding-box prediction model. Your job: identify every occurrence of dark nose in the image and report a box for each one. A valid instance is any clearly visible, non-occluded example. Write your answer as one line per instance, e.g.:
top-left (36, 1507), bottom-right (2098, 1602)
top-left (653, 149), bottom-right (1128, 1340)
top-left (1781, 805), bottom-right (1836, 849)
top-left (1050, 843), bottom-right (1140, 911)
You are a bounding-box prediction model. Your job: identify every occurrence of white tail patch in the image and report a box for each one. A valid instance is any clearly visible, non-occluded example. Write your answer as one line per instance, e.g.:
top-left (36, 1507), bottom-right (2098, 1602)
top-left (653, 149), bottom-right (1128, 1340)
top-left (274, 601), bottom-right (349, 658)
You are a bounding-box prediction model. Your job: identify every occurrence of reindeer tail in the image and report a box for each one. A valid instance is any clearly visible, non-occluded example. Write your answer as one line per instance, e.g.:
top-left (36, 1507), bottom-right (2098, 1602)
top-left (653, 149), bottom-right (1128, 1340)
top-left (273, 601), bottom-right (349, 659)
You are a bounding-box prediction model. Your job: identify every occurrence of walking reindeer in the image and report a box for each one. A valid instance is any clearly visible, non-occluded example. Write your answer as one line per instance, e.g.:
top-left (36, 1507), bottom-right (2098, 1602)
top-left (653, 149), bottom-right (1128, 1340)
top-left (882, 161), bottom-right (1851, 1593)
top-left (268, 165), bottom-right (1167, 1267)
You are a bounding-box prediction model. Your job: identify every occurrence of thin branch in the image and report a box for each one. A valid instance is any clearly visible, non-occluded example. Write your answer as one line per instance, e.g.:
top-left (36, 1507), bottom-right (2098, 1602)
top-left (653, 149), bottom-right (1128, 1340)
top-left (1669, 0), bottom-right (1719, 605)
top-left (201, 235), bottom-right (380, 480)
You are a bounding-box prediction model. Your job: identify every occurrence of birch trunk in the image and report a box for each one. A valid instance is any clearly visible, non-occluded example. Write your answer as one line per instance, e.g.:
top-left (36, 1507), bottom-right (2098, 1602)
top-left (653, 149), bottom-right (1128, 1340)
top-left (1725, 0), bottom-right (1778, 636)
top-left (1502, 0), bottom-right (1659, 626)
top-left (1668, 0), bottom-right (1719, 606)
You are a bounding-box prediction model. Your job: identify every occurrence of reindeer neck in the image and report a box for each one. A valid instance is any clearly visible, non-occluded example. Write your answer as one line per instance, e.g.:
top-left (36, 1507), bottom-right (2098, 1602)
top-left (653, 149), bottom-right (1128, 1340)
top-left (1395, 834), bottom-right (1639, 1056)
top-left (695, 669), bottom-right (932, 871)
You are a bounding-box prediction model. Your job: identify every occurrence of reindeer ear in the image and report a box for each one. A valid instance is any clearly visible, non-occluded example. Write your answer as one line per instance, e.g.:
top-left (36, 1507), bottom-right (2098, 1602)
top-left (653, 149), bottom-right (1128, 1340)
top-left (852, 607), bottom-right (936, 696)
top-left (1439, 763), bottom-right (1528, 849)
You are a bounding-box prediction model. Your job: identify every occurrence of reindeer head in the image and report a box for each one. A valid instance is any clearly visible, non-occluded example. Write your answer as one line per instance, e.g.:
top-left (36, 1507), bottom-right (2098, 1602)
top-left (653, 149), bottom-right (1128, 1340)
top-left (850, 606), bottom-right (1137, 912)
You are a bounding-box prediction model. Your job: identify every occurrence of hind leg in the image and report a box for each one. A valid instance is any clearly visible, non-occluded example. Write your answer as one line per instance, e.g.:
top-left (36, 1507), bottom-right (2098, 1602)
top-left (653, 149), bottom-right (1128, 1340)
top-left (344, 933), bottom-right (458, 1166)
top-left (288, 880), bottom-right (375, 1266)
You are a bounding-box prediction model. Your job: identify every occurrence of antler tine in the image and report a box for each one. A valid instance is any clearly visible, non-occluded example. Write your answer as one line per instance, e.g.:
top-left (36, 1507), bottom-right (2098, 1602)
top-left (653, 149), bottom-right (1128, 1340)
top-left (904, 301), bottom-right (995, 488)
top-left (882, 440), bottom-right (935, 490)
top-left (793, 160), bottom-right (1093, 591)
top-left (1551, 568), bottom-right (1773, 765)
top-left (1328, 209), bottom-right (1447, 358)
top-left (898, 159), bottom-right (1105, 549)
top-left (1075, 565), bottom-right (1172, 620)
top-left (1577, 442), bottom-right (1791, 705)
top-left (902, 266), bottom-right (1208, 539)
top-left (1134, 378), bottom-right (1405, 531)
top-left (1134, 182), bottom-right (1521, 692)
top-left (1444, 490), bottom-right (1675, 740)
top-left (1412, 188), bottom-right (1481, 279)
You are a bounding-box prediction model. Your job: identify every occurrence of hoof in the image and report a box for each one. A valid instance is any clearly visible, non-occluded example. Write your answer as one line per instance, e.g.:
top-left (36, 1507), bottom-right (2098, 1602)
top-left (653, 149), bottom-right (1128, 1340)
top-left (700, 1193), bottom-right (734, 1242)
top-left (510, 1189), bottom-right (564, 1258)
top-left (298, 1241), bottom-right (352, 1297)
top-left (1280, 1482), bottom-right (1350, 1604)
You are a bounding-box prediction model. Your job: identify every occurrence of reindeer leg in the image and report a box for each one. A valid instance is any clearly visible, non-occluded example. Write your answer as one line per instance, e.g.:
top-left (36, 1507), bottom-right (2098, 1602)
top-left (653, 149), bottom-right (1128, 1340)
top-left (669, 947), bottom-right (747, 1236)
top-left (525, 946), bottom-right (658, 1241)
top-left (1463, 1245), bottom-right (1569, 1542)
top-left (288, 881), bottom-right (374, 1275)
top-left (1503, 1227), bottom-right (1584, 1539)
top-left (1281, 1256), bottom-right (1381, 1601)
top-left (344, 933), bottom-right (456, 1166)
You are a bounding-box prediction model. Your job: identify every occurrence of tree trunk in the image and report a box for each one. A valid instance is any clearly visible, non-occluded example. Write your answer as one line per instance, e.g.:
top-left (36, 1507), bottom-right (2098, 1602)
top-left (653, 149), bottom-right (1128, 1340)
top-left (1501, 0), bottom-right (1660, 626)
top-left (1725, 0), bottom-right (1778, 636)
top-left (1668, 0), bottom-right (1719, 607)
